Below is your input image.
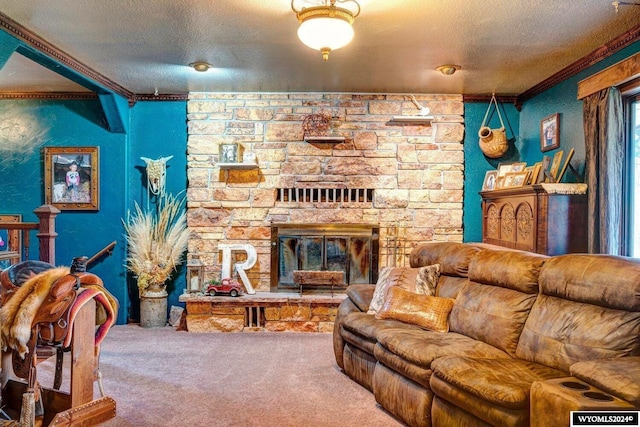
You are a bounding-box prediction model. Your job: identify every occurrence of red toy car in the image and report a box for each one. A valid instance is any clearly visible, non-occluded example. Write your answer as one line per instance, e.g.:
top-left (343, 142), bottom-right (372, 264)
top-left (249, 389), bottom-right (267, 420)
top-left (205, 278), bottom-right (243, 297)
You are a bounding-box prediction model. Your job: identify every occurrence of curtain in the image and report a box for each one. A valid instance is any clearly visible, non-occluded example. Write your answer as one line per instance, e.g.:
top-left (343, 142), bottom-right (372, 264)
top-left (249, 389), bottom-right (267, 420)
top-left (583, 87), bottom-right (624, 255)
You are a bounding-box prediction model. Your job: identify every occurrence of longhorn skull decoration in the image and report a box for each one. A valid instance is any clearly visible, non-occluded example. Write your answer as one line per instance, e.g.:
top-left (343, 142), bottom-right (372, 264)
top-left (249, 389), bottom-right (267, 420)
top-left (141, 155), bottom-right (173, 195)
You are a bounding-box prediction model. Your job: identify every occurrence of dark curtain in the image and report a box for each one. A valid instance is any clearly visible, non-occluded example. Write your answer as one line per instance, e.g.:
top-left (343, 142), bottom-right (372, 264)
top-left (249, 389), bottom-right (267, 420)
top-left (583, 87), bottom-right (624, 255)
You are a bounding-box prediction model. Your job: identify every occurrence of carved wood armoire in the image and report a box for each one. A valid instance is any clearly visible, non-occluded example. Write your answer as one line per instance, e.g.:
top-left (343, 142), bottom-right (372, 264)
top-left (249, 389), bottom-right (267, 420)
top-left (480, 184), bottom-right (588, 256)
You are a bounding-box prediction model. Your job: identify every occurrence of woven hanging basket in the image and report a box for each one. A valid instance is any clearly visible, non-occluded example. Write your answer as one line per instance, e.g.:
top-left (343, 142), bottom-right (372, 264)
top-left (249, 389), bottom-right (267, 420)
top-left (478, 95), bottom-right (509, 158)
top-left (478, 126), bottom-right (508, 158)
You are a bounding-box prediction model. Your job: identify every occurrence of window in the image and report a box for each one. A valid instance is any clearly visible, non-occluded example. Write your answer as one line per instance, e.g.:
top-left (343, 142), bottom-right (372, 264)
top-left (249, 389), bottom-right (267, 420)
top-left (629, 96), bottom-right (640, 257)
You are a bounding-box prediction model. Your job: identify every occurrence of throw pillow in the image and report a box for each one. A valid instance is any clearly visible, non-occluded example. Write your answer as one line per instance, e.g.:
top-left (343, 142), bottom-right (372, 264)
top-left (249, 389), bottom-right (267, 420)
top-left (367, 264), bottom-right (441, 315)
top-left (375, 286), bottom-right (455, 333)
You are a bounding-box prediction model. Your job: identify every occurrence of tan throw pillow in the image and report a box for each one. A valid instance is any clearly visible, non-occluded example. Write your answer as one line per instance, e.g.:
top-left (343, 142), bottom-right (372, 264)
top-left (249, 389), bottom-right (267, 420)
top-left (367, 264), bottom-right (440, 314)
top-left (375, 286), bottom-right (455, 333)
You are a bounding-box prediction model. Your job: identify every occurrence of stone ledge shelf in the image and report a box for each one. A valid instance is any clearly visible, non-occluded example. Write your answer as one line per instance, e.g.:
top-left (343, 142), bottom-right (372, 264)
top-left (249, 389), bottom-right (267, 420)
top-left (217, 162), bottom-right (258, 170)
top-left (179, 291), bottom-right (347, 333)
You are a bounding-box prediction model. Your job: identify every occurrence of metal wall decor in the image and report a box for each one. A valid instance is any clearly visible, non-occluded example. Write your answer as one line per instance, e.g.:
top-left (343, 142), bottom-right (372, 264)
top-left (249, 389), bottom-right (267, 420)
top-left (302, 113), bottom-right (331, 138)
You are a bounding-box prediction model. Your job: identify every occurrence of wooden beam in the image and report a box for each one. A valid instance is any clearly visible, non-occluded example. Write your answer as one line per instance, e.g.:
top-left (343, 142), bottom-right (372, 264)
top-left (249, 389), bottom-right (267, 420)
top-left (98, 93), bottom-right (129, 134)
top-left (0, 30), bottom-right (20, 69)
top-left (577, 51), bottom-right (640, 99)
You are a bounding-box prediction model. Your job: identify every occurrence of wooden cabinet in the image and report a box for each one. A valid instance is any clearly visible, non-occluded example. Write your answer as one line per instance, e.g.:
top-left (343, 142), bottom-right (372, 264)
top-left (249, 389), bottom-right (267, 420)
top-left (480, 184), bottom-right (588, 256)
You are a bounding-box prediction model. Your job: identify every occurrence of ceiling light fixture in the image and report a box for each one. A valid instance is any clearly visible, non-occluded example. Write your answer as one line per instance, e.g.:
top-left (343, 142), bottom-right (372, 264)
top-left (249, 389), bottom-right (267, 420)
top-left (436, 65), bottom-right (461, 75)
top-left (189, 62), bottom-right (212, 72)
top-left (291, 0), bottom-right (360, 61)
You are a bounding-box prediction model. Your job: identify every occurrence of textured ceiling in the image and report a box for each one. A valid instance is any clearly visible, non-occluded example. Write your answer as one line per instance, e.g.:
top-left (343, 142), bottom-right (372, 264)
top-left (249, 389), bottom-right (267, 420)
top-left (1, 0), bottom-right (640, 96)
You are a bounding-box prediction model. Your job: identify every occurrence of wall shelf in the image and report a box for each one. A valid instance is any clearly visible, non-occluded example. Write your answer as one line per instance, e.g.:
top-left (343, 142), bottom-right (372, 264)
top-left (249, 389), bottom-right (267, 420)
top-left (304, 136), bottom-right (346, 143)
top-left (388, 115), bottom-right (434, 125)
top-left (217, 162), bottom-right (258, 170)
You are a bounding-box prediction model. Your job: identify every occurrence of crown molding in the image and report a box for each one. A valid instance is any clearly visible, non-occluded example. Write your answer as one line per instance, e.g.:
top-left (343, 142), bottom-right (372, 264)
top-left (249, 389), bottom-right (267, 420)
top-left (132, 93), bottom-right (189, 102)
top-left (0, 92), bottom-right (97, 100)
top-left (517, 22), bottom-right (640, 105)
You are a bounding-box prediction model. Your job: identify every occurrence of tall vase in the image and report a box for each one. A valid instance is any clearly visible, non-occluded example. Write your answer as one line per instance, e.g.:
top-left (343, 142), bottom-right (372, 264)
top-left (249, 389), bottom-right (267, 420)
top-left (140, 284), bottom-right (168, 328)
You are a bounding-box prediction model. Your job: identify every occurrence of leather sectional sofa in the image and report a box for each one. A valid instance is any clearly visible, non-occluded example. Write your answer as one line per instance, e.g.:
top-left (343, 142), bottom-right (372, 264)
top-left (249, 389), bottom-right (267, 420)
top-left (333, 242), bottom-right (640, 427)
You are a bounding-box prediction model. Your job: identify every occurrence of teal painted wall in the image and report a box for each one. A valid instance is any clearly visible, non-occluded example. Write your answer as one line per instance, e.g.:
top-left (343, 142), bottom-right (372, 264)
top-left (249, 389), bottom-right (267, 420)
top-left (128, 101), bottom-right (188, 317)
top-left (0, 98), bottom-right (187, 324)
top-left (463, 101), bottom-right (520, 243)
top-left (0, 99), bottom-right (129, 323)
top-left (519, 39), bottom-right (640, 180)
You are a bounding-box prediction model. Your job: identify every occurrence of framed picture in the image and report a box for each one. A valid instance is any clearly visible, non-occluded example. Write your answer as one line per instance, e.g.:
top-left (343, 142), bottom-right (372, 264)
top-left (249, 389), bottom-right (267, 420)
top-left (556, 148), bottom-right (575, 183)
top-left (43, 147), bottom-right (99, 211)
top-left (495, 176), bottom-right (505, 189)
top-left (511, 171), bottom-right (529, 187)
top-left (219, 143), bottom-right (239, 163)
top-left (0, 214), bottom-right (21, 269)
top-left (510, 162), bottom-right (527, 173)
top-left (482, 170), bottom-right (498, 191)
top-left (549, 150), bottom-right (565, 182)
top-left (539, 156), bottom-right (552, 183)
top-left (540, 113), bottom-right (560, 152)
top-left (497, 163), bottom-right (513, 178)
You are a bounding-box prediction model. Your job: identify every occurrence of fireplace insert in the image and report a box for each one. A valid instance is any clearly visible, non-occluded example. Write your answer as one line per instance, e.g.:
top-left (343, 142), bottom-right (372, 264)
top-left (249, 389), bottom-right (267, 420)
top-left (270, 224), bottom-right (379, 292)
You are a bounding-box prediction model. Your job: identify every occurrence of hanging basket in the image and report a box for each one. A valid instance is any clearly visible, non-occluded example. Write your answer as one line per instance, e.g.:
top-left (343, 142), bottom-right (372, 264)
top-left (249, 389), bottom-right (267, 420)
top-left (478, 126), bottom-right (508, 159)
top-left (478, 95), bottom-right (509, 158)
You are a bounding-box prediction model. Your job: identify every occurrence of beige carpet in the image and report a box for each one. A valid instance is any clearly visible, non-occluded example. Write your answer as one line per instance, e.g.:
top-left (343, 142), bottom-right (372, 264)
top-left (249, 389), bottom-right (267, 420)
top-left (38, 325), bottom-right (403, 426)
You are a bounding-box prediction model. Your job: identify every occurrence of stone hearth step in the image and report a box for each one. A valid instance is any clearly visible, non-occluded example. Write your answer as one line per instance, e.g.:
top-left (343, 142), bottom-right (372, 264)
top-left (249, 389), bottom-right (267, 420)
top-left (179, 292), bottom-right (346, 333)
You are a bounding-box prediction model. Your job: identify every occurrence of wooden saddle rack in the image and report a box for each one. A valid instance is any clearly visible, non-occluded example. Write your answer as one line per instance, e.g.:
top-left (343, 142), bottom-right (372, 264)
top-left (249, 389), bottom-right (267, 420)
top-left (0, 251), bottom-right (118, 427)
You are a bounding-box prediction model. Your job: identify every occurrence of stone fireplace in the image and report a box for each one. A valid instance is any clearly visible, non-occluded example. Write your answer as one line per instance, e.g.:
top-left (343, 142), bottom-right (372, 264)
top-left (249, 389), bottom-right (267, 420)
top-left (186, 92), bottom-right (465, 295)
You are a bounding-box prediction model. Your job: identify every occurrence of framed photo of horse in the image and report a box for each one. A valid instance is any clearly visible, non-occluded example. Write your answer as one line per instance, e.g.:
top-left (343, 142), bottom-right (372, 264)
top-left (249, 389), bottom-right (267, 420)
top-left (43, 146), bottom-right (99, 211)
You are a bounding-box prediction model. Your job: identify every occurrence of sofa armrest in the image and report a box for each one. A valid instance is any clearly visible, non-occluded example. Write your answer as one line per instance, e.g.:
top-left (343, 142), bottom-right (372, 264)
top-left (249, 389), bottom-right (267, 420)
top-left (570, 357), bottom-right (640, 407)
top-left (346, 284), bottom-right (375, 313)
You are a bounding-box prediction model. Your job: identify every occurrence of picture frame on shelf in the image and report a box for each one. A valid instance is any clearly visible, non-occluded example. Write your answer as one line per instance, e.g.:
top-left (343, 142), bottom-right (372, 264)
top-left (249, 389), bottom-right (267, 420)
top-left (219, 143), bottom-right (239, 163)
top-left (43, 146), bottom-right (99, 211)
top-left (495, 176), bottom-right (505, 189)
top-left (549, 150), bottom-right (565, 182)
top-left (511, 171), bottom-right (529, 187)
top-left (482, 170), bottom-right (498, 191)
top-left (556, 148), bottom-right (575, 183)
top-left (539, 156), bottom-right (552, 183)
top-left (540, 113), bottom-right (560, 152)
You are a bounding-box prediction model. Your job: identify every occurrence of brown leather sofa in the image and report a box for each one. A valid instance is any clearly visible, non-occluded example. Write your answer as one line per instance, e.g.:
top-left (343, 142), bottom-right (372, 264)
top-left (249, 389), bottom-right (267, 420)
top-left (333, 242), bottom-right (640, 427)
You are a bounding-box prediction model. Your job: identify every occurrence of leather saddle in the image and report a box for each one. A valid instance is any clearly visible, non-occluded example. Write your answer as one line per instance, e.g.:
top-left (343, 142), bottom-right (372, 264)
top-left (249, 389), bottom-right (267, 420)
top-left (1, 261), bottom-right (116, 382)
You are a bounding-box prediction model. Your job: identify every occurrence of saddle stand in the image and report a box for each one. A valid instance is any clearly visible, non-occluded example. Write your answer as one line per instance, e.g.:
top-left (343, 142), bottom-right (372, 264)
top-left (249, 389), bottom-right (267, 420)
top-left (2, 298), bottom-right (116, 426)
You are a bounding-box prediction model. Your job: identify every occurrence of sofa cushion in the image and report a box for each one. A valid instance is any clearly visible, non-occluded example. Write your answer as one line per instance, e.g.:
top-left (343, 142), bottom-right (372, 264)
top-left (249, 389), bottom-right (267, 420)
top-left (516, 295), bottom-right (640, 371)
top-left (449, 282), bottom-right (538, 357)
top-left (375, 328), bottom-right (510, 370)
top-left (376, 286), bottom-right (455, 333)
top-left (409, 242), bottom-right (480, 277)
top-left (341, 311), bottom-right (420, 345)
top-left (538, 254), bottom-right (640, 311)
top-left (346, 284), bottom-right (375, 312)
top-left (468, 249), bottom-right (546, 294)
top-left (431, 357), bottom-right (565, 409)
top-left (367, 264), bottom-right (440, 314)
top-left (570, 357), bottom-right (640, 407)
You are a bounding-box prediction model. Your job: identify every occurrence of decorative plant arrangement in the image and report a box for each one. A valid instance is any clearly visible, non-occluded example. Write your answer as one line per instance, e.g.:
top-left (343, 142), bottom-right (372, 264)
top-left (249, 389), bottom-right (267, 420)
top-left (123, 192), bottom-right (189, 296)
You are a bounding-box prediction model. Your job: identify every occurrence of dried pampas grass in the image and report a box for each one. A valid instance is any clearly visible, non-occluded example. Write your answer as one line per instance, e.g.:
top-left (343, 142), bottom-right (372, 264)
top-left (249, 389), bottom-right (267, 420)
top-left (123, 193), bottom-right (189, 295)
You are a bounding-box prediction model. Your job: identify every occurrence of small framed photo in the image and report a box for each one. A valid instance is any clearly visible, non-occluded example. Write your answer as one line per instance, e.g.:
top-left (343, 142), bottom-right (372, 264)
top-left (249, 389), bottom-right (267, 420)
top-left (219, 143), bottom-right (239, 163)
top-left (43, 147), bottom-right (99, 211)
top-left (539, 156), bottom-right (552, 183)
top-left (549, 150), bottom-right (565, 182)
top-left (497, 163), bottom-right (514, 178)
top-left (495, 176), bottom-right (505, 189)
top-left (510, 162), bottom-right (527, 173)
top-left (482, 171), bottom-right (498, 191)
top-left (540, 113), bottom-right (560, 152)
top-left (556, 148), bottom-right (575, 183)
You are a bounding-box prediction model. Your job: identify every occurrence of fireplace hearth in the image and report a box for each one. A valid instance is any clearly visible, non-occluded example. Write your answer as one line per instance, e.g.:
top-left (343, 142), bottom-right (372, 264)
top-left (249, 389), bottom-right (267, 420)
top-left (270, 224), bottom-right (379, 293)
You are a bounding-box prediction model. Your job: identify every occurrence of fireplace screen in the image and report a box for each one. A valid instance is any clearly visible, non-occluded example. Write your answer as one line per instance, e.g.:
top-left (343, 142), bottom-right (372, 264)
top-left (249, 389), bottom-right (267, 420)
top-left (271, 224), bottom-right (379, 292)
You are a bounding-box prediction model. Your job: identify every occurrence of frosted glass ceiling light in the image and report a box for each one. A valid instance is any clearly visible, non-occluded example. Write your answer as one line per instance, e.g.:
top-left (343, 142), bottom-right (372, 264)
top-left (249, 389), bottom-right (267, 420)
top-left (291, 0), bottom-right (360, 61)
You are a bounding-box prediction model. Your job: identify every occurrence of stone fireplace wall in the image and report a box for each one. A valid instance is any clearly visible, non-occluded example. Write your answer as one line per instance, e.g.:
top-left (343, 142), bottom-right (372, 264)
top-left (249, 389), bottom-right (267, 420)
top-left (186, 93), bottom-right (464, 292)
